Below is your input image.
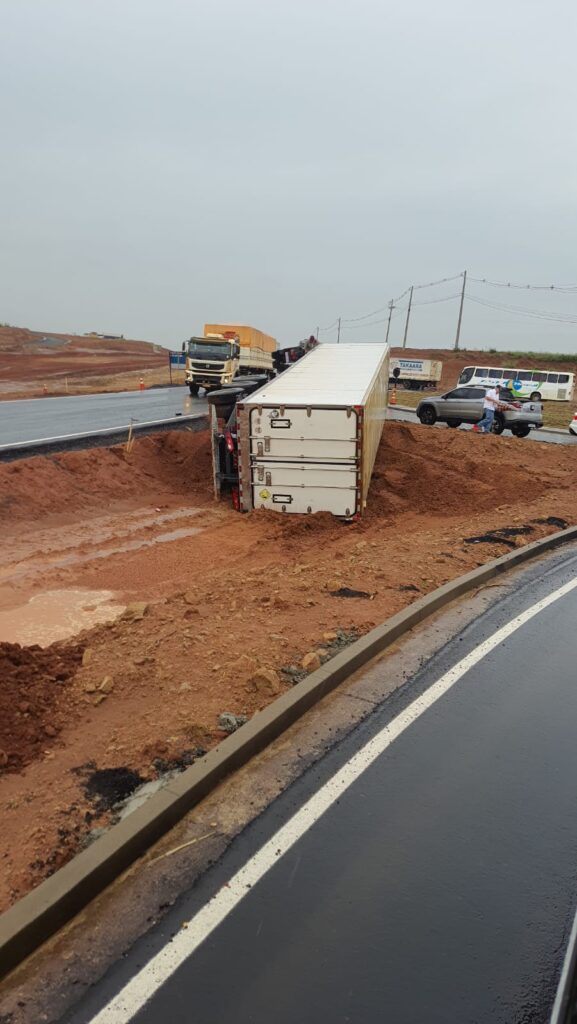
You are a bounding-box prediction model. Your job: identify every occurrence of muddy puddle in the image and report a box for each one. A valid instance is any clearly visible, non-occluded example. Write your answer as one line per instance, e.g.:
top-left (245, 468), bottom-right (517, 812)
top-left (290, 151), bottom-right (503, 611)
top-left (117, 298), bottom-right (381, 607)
top-left (0, 588), bottom-right (125, 646)
top-left (1, 522), bottom-right (205, 585)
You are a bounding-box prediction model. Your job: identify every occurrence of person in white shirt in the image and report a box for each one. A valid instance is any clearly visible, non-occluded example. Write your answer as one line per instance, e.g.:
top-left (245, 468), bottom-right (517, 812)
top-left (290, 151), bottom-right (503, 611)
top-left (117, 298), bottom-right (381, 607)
top-left (473, 385), bottom-right (502, 434)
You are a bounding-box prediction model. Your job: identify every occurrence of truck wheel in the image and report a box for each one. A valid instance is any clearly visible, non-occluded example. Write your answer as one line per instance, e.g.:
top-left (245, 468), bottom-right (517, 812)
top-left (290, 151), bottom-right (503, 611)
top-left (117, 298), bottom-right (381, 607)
top-left (189, 383), bottom-right (199, 397)
top-left (491, 414), bottom-right (505, 435)
top-left (530, 391), bottom-right (542, 401)
top-left (511, 424), bottom-right (531, 438)
top-left (418, 406), bottom-right (437, 426)
top-left (446, 419), bottom-right (461, 428)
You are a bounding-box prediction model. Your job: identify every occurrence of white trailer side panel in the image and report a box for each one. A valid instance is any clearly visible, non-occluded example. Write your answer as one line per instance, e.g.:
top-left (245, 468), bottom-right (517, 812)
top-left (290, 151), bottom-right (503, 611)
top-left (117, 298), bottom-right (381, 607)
top-left (390, 358), bottom-right (442, 381)
top-left (360, 349), bottom-right (389, 504)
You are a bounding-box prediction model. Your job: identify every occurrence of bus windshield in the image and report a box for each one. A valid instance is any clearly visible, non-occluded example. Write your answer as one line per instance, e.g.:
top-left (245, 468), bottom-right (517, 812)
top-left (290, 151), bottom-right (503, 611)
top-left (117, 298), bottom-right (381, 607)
top-left (187, 340), bottom-right (233, 361)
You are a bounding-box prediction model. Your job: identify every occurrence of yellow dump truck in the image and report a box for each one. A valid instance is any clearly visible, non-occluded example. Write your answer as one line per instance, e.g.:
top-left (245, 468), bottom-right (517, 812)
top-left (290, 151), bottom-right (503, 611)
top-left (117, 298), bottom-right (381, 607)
top-left (182, 324), bottom-right (277, 396)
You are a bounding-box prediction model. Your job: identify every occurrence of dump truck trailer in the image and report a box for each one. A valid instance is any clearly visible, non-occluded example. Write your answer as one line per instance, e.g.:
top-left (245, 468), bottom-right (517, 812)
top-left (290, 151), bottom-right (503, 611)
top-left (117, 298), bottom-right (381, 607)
top-left (236, 343), bottom-right (389, 518)
top-left (389, 357), bottom-right (442, 390)
top-left (182, 324), bottom-right (277, 395)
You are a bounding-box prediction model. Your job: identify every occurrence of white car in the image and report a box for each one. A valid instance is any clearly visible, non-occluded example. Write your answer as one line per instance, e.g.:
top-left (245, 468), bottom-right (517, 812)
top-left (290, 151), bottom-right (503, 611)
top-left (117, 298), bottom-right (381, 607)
top-left (569, 412), bottom-right (577, 436)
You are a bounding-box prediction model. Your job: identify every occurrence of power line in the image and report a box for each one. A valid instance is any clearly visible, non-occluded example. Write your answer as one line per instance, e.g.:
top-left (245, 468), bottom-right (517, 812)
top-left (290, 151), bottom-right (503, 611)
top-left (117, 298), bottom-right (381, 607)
top-left (412, 291), bottom-right (462, 306)
top-left (340, 308), bottom-right (405, 330)
top-left (470, 276), bottom-right (577, 293)
top-left (467, 293), bottom-right (577, 324)
top-left (316, 270), bottom-right (577, 339)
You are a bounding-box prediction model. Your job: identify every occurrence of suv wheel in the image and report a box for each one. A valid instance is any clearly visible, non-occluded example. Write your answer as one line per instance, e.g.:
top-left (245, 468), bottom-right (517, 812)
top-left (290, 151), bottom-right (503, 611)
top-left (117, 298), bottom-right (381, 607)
top-left (491, 414), bottom-right (505, 435)
top-left (511, 424), bottom-right (531, 438)
top-left (446, 419), bottom-right (461, 428)
top-left (418, 406), bottom-right (437, 426)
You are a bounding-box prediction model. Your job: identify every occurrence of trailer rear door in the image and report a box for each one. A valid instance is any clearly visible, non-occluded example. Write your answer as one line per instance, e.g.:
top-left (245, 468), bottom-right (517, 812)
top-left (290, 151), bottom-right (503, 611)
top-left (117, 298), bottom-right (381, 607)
top-left (249, 406), bottom-right (358, 461)
top-left (250, 460), bottom-right (358, 516)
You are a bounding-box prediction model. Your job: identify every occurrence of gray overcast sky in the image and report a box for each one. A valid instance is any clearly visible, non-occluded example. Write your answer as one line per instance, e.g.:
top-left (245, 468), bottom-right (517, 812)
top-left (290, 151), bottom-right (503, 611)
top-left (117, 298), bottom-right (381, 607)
top-left (1, 0), bottom-right (576, 352)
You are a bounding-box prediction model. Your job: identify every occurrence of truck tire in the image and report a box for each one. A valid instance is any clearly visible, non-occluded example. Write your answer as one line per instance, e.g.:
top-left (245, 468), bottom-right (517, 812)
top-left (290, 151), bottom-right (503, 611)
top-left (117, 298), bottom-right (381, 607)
top-left (446, 419), bottom-right (461, 428)
top-left (491, 413), bottom-right (505, 435)
top-left (189, 383), bottom-right (200, 397)
top-left (530, 391), bottom-right (542, 401)
top-left (418, 406), bottom-right (437, 426)
top-left (511, 424), bottom-right (531, 438)
top-left (206, 387), bottom-right (245, 421)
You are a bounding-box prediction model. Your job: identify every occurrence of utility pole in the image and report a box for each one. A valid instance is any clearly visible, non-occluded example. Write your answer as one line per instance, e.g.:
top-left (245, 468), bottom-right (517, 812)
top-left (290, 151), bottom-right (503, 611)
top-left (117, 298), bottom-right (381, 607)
top-left (402, 286), bottom-right (414, 348)
top-left (454, 270), bottom-right (467, 351)
top-left (337, 317), bottom-right (341, 343)
top-left (385, 302), bottom-right (394, 345)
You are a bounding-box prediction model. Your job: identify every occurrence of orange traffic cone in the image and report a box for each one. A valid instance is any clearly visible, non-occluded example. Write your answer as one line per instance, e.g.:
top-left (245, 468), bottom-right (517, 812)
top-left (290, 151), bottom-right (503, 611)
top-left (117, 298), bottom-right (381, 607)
top-left (390, 388), bottom-right (397, 406)
top-left (139, 377), bottom-right (144, 391)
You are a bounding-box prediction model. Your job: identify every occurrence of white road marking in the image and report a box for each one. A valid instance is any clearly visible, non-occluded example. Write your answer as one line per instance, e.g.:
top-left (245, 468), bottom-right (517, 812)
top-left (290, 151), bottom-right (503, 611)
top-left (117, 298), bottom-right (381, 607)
top-left (550, 895), bottom-right (577, 1022)
top-left (89, 575), bottom-right (577, 1023)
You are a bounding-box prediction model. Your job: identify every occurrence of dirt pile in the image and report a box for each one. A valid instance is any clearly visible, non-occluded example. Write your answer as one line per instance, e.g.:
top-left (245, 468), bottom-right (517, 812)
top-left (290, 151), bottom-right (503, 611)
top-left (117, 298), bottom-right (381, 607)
top-left (365, 423), bottom-right (546, 518)
top-left (0, 325), bottom-right (168, 398)
top-left (0, 431), bottom-right (214, 524)
top-left (0, 641), bottom-right (83, 770)
top-left (0, 421), bottom-right (576, 909)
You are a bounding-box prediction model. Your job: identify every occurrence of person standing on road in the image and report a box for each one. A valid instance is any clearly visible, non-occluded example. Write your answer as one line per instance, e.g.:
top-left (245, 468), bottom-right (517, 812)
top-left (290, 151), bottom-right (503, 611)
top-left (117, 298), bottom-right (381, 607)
top-left (473, 385), bottom-right (502, 434)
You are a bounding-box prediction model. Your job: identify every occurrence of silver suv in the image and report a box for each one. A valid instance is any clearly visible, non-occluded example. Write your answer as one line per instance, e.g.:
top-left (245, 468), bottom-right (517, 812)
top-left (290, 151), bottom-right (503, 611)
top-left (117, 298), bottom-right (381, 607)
top-left (416, 386), bottom-right (543, 438)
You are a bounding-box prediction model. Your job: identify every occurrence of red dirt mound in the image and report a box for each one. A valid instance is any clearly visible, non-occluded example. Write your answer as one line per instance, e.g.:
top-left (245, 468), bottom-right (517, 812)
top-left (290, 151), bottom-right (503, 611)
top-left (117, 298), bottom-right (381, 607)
top-left (0, 431), bottom-right (214, 524)
top-left (0, 642), bottom-right (83, 770)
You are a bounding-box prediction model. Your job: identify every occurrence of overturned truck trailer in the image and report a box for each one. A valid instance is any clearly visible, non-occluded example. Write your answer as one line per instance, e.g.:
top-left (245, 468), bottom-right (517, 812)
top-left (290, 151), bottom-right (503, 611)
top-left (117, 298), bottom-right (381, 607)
top-left (237, 343), bottom-right (389, 518)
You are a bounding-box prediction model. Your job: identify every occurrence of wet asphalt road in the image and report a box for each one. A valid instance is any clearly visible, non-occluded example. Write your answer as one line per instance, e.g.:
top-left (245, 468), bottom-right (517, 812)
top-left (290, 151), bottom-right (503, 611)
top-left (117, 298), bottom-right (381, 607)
top-left (66, 546), bottom-right (577, 1024)
top-left (0, 387), bottom-right (574, 447)
top-left (0, 387), bottom-right (206, 445)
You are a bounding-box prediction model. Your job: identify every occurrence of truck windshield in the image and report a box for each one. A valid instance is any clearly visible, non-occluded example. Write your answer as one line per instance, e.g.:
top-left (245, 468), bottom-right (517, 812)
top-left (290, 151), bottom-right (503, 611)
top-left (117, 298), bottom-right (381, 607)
top-left (187, 341), bottom-right (233, 361)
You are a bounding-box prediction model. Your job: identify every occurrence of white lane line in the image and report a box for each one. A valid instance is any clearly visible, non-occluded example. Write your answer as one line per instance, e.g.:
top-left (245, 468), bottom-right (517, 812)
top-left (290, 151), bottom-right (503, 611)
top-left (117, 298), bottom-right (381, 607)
top-left (550, 896), bottom-right (577, 1022)
top-left (90, 575), bottom-right (577, 1024)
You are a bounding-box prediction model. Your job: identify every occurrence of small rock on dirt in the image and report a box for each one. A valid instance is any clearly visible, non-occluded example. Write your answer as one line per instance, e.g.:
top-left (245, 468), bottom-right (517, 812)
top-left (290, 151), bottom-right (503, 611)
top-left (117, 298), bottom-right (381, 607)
top-left (246, 668), bottom-right (281, 696)
top-left (302, 652), bottom-right (321, 673)
top-left (99, 676), bottom-right (114, 693)
top-left (82, 648), bottom-right (93, 667)
top-left (122, 602), bottom-right (149, 620)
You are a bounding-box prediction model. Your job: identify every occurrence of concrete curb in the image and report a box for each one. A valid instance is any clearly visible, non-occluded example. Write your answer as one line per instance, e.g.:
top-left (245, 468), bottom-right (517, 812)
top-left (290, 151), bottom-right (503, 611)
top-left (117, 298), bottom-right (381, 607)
top-left (0, 414), bottom-right (208, 462)
top-left (1, 524), bottom-right (577, 977)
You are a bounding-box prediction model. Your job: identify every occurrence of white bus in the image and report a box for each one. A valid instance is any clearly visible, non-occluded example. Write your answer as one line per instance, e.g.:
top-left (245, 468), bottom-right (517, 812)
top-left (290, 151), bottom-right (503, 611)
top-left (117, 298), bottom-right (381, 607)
top-left (457, 365), bottom-right (575, 402)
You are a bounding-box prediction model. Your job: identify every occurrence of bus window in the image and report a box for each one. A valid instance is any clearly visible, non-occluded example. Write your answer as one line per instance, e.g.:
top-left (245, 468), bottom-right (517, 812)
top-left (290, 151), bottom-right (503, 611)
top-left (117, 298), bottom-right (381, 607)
top-left (474, 368), bottom-right (489, 377)
top-left (532, 371), bottom-right (546, 382)
top-left (490, 369), bottom-right (504, 378)
top-left (518, 371), bottom-right (532, 380)
top-left (547, 373), bottom-right (559, 383)
top-left (559, 374), bottom-right (570, 383)
top-left (503, 369), bottom-right (515, 378)
top-left (458, 367), bottom-right (474, 383)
